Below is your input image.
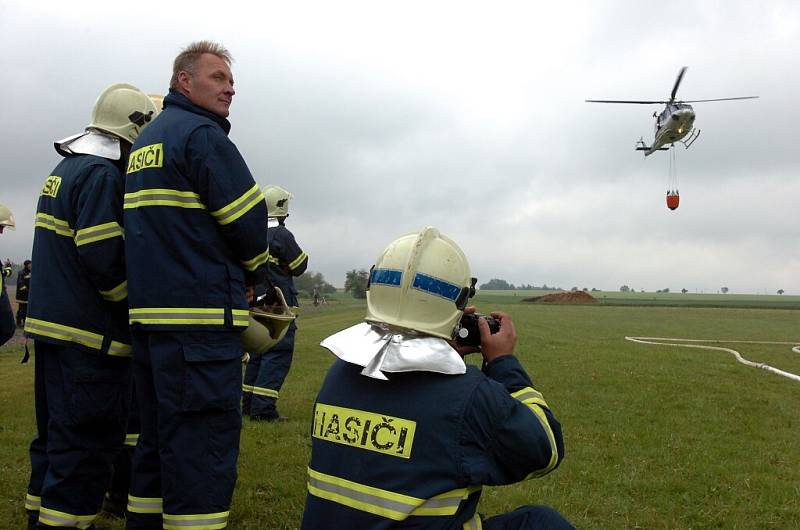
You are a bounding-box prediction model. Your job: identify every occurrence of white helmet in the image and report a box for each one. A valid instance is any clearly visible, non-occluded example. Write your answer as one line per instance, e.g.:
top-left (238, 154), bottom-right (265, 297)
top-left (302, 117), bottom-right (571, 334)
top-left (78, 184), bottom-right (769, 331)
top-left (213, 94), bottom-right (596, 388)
top-left (0, 204), bottom-right (15, 231)
top-left (240, 286), bottom-right (296, 354)
top-left (148, 93), bottom-right (165, 112)
top-left (87, 83), bottom-right (158, 144)
top-left (263, 185), bottom-right (293, 218)
top-left (365, 227), bottom-right (475, 340)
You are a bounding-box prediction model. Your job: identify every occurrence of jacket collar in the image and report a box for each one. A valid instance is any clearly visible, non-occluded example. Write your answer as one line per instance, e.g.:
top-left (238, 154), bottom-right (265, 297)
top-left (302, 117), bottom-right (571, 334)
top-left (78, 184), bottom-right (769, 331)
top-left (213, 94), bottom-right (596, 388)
top-left (164, 89), bottom-right (232, 134)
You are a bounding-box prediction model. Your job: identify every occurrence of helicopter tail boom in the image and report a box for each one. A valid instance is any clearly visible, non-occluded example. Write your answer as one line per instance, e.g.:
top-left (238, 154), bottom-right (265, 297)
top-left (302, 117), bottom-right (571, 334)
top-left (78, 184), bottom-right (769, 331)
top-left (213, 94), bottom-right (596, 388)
top-left (635, 137), bottom-right (669, 156)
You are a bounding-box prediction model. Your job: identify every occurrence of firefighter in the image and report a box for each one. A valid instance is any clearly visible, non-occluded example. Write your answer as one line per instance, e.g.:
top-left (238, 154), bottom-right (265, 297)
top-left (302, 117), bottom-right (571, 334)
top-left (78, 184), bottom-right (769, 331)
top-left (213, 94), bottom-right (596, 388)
top-left (301, 227), bottom-right (574, 529)
top-left (0, 204), bottom-right (16, 345)
top-left (123, 41), bottom-right (270, 530)
top-left (243, 185), bottom-right (308, 421)
top-left (102, 94), bottom-right (163, 521)
top-left (16, 259), bottom-right (32, 326)
top-left (24, 83), bottom-right (157, 530)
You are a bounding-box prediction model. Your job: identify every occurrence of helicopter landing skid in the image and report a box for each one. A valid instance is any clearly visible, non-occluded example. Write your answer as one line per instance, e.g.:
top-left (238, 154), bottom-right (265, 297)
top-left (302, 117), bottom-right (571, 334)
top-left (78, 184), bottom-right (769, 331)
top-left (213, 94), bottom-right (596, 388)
top-left (635, 137), bottom-right (669, 153)
top-left (680, 128), bottom-right (700, 149)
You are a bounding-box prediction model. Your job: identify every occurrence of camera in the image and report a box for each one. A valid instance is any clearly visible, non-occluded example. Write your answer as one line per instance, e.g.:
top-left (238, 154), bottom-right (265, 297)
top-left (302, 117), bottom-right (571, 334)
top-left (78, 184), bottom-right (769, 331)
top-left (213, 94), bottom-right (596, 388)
top-left (455, 313), bottom-right (500, 347)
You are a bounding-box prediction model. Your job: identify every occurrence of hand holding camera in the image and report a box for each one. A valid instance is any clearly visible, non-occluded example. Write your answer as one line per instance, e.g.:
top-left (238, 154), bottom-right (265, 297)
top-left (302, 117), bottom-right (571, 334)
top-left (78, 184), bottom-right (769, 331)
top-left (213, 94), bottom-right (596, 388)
top-left (455, 309), bottom-right (517, 363)
top-left (455, 313), bottom-right (499, 347)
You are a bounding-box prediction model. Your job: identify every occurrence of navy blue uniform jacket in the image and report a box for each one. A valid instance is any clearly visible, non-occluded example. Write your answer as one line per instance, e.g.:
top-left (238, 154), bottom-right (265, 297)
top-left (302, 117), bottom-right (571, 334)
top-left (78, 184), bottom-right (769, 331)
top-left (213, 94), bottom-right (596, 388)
top-left (266, 222), bottom-right (307, 307)
top-left (124, 91), bottom-right (269, 331)
top-left (302, 354), bottom-right (565, 529)
top-left (26, 154), bottom-right (130, 356)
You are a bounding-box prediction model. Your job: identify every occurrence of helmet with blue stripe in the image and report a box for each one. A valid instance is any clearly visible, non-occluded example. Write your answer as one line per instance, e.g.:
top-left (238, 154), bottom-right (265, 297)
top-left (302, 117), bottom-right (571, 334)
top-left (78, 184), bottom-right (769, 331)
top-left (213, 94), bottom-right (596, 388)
top-left (365, 227), bottom-right (475, 340)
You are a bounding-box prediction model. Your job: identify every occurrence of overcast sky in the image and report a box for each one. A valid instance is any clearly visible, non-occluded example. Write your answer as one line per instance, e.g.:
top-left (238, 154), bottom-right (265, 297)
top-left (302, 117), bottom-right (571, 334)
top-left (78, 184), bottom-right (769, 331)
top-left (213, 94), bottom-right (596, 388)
top-left (1, 1), bottom-right (798, 293)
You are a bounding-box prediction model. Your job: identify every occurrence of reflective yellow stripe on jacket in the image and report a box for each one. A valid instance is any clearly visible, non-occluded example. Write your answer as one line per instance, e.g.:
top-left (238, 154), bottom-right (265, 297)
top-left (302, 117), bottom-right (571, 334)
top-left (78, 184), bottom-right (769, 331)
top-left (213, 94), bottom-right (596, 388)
top-left (123, 189), bottom-right (205, 209)
top-left (74, 221), bottom-right (124, 246)
top-left (288, 252), bottom-right (308, 271)
top-left (100, 280), bottom-right (128, 302)
top-left (511, 387), bottom-right (560, 477)
top-left (307, 467), bottom-right (481, 521)
top-left (36, 214), bottom-right (124, 248)
top-left (25, 317), bottom-right (132, 357)
top-left (241, 247), bottom-right (270, 272)
top-left (129, 308), bottom-right (249, 327)
top-left (209, 184), bottom-right (264, 226)
top-left (35, 212), bottom-right (74, 238)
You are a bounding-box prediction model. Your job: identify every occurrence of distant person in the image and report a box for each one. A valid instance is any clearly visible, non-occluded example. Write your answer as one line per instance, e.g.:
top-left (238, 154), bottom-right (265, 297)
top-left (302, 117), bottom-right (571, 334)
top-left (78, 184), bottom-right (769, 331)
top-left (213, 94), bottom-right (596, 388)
top-left (243, 185), bottom-right (308, 421)
top-left (124, 40), bottom-right (270, 529)
top-left (16, 259), bottom-right (31, 327)
top-left (301, 227), bottom-right (574, 529)
top-left (24, 84), bottom-right (157, 530)
top-left (0, 204), bottom-right (16, 345)
top-left (312, 286), bottom-right (321, 306)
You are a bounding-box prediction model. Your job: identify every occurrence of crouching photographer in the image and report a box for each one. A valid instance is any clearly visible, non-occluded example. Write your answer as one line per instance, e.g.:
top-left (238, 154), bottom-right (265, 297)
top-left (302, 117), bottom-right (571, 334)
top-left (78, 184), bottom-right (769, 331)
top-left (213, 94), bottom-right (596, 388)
top-left (301, 227), bottom-right (574, 529)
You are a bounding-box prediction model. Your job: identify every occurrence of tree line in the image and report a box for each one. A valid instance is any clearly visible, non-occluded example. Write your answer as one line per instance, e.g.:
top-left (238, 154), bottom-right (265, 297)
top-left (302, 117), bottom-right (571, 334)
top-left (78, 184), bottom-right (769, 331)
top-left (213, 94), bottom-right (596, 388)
top-left (297, 271), bottom-right (791, 300)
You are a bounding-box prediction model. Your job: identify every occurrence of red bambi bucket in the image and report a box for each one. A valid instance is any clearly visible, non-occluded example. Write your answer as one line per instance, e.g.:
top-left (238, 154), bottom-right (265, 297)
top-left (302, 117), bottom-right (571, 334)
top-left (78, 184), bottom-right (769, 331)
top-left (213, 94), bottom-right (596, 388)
top-left (666, 192), bottom-right (680, 210)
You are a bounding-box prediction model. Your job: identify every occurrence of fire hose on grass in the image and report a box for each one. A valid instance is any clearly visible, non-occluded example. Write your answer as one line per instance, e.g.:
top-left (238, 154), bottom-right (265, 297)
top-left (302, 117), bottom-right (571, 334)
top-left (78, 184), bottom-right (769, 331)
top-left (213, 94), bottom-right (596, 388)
top-left (624, 337), bottom-right (800, 383)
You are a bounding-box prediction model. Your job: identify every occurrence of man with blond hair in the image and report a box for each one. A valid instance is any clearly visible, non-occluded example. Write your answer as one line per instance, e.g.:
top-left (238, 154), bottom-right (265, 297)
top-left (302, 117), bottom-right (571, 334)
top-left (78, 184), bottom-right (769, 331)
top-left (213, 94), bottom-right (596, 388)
top-left (124, 41), bottom-right (269, 530)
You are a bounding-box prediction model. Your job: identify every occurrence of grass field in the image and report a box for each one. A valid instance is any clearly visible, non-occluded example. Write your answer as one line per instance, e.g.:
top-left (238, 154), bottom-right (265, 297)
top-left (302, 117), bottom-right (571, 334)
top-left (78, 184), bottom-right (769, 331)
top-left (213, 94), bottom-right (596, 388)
top-left (1, 293), bottom-right (799, 529)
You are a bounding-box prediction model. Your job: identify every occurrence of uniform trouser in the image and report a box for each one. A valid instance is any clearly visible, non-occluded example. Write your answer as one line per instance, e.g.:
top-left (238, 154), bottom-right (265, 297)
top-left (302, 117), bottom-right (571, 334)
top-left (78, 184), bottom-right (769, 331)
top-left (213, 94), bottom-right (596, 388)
top-left (26, 341), bottom-right (130, 529)
top-left (126, 330), bottom-right (243, 530)
top-left (17, 300), bottom-right (28, 326)
top-left (242, 322), bottom-right (296, 418)
top-left (482, 505), bottom-right (575, 530)
top-left (106, 383), bottom-right (140, 510)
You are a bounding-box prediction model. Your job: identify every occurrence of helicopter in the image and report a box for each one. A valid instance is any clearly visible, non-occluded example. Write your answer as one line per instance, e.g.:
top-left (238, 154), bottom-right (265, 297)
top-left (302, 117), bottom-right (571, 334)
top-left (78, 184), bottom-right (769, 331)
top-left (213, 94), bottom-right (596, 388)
top-left (586, 67), bottom-right (759, 156)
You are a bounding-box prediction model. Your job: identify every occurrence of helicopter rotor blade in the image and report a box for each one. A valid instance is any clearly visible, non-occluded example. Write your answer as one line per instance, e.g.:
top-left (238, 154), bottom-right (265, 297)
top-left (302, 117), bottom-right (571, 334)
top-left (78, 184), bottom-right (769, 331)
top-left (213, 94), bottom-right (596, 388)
top-left (670, 66), bottom-right (688, 103)
top-left (679, 96), bottom-right (760, 103)
top-left (585, 99), bottom-right (668, 104)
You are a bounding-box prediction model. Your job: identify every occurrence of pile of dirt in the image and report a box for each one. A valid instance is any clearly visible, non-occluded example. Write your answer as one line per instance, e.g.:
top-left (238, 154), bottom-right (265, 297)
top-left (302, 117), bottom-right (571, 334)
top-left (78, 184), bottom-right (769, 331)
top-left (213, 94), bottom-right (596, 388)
top-left (522, 291), bottom-right (597, 304)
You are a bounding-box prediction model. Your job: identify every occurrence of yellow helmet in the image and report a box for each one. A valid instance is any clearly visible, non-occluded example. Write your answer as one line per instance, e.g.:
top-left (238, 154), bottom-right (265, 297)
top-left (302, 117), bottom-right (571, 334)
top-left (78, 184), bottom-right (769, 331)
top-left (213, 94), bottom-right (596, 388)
top-left (0, 204), bottom-right (15, 231)
top-left (87, 83), bottom-right (158, 144)
top-left (365, 227), bottom-right (475, 340)
top-left (263, 185), bottom-right (293, 218)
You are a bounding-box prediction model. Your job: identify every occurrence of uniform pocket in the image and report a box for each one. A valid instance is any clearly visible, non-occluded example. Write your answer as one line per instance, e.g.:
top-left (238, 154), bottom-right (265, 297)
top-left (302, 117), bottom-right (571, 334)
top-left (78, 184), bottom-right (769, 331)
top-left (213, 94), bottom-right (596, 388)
top-left (67, 355), bottom-right (129, 427)
top-left (181, 342), bottom-right (241, 412)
